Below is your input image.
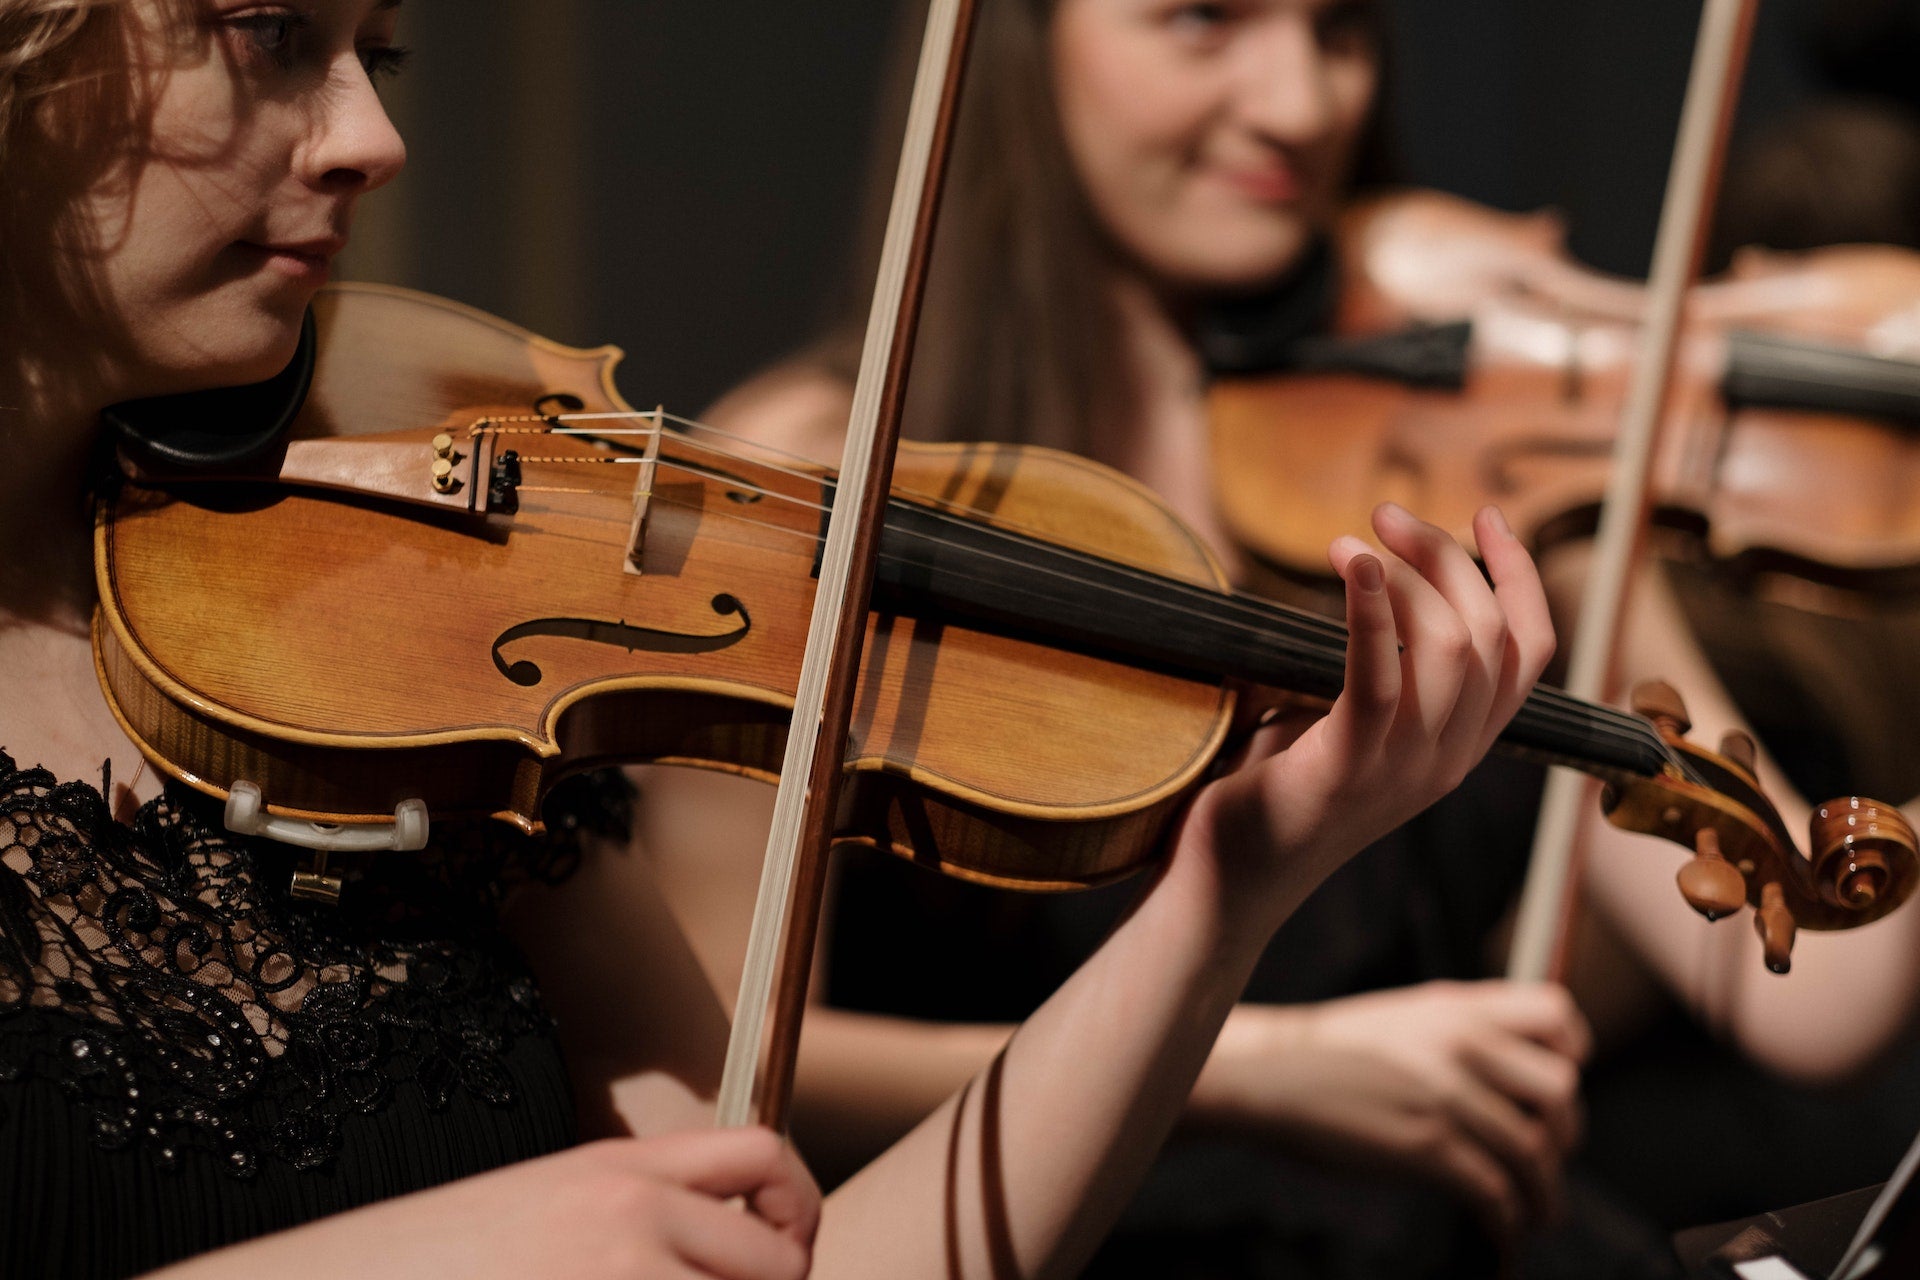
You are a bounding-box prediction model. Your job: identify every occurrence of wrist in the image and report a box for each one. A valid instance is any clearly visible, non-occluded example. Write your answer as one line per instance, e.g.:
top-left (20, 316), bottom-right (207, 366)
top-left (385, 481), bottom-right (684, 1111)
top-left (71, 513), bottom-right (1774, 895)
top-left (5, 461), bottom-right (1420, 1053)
top-left (1173, 780), bottom-right (1330, 951)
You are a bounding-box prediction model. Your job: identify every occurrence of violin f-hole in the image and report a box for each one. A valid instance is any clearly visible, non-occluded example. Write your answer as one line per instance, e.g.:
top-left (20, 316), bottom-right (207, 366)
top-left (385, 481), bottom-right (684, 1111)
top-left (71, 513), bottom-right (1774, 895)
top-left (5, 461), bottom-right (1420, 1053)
top-left (490, 593), bottom-right (753, 686)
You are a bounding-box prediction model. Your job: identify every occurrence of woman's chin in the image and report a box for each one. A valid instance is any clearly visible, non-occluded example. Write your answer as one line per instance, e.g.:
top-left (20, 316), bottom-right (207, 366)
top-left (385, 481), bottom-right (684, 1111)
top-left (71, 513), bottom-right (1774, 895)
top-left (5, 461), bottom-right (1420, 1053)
top-left (1134, 218), bottom-right (1319, 297)
top-left (136, 309), bottom-right (308, 397)
top-left (219, 337), bottom-right (303, 388)
top-left (227, 294), bottom-right (312, 382)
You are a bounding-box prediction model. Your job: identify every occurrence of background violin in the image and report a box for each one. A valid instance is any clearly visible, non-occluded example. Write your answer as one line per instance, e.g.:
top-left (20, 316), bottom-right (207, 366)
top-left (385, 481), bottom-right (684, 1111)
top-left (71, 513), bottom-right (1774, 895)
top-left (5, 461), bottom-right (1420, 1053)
top-left (95, 283), bottom-right (1918, 967)
top-left (1208, 189), bottom-right (1920, 588)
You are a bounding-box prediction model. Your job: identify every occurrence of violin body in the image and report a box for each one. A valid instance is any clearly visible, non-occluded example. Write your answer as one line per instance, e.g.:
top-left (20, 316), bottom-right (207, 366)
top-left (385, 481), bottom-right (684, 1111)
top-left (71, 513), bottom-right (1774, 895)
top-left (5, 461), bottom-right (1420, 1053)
top-left (1212, 189), bottom-right (1920, 583)
top-left (96, 284), bottom-right (1232, 891)
top-left (95, 283), bottom-right (1919, 955)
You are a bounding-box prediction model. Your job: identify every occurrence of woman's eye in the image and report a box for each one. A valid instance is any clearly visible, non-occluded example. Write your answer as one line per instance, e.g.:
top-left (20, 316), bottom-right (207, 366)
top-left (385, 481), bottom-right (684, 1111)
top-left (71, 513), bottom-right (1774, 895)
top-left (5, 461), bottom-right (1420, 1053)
top-left (1167, 2), bottom-right (1236, 44)
top-left (1171, 2), bottom-right (1232, 27)
top-left (1315, 1), bottom-right (1379, 56)
top-left (359, 44), bottom-right (412, 83)
top-left (224, 10), bottom-right (307, 69)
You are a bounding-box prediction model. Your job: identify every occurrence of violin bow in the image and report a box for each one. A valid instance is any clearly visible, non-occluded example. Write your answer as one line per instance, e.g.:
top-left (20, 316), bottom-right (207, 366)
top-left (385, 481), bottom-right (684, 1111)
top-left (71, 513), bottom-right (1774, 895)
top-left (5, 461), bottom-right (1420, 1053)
top-left (715, 0), bottom-right (981, 1131)
top-left (1506, 0), bottom-right (1761, 982)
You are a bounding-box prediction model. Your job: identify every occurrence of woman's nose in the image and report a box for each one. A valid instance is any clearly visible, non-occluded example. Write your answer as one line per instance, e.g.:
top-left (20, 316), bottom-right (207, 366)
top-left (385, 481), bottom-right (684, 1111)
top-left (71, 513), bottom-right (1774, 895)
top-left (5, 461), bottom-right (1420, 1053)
top-left (1234, 17), bottom-right (1336, 146)
top-left (300, 57), bottom-right (407, 193)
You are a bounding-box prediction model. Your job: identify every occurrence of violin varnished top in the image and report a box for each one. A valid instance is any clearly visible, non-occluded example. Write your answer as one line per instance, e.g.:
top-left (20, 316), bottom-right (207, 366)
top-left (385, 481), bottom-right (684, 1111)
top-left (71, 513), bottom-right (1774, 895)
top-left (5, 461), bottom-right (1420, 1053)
top-left (96, 283), bottom-right (1232, 890)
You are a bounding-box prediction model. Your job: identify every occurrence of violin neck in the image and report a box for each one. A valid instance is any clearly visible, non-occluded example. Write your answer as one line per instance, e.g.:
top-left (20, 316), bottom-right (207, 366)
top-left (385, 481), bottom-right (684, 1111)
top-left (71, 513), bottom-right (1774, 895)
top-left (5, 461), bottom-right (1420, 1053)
top-left (1723, 329), bottom-right (1920, 424)
top-left (1262, 321), bottom-right (1920, 426)
top-left (872, 497), bottom-right (1673, 783)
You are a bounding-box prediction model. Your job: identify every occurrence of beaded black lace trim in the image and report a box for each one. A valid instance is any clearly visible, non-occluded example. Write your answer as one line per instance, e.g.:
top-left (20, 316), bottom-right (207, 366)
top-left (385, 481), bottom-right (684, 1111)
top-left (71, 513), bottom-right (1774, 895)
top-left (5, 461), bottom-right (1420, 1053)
top-left (0, 750), bottom-right (627, 1177)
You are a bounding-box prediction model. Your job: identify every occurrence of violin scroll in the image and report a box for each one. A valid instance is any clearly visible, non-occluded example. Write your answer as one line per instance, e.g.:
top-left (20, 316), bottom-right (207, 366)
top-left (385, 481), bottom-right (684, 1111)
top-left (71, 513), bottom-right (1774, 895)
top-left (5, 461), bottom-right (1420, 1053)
top-left (1810, 797), bottom-right (1913, 911)
top-left (1603, 680), bottom-right (1919, 972)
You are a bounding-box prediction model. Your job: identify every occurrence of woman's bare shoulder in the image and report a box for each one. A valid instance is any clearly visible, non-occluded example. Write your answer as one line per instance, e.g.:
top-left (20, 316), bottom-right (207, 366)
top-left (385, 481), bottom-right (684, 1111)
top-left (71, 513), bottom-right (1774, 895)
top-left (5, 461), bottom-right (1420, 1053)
top-left (701, 360), bottom-right (854, 466)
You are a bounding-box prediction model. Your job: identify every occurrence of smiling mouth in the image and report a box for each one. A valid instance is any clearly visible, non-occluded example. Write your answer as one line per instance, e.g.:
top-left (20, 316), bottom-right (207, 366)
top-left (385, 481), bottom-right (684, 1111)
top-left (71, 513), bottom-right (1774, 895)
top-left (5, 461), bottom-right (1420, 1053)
top-left (1214, 166), bottom-right (1304, 204)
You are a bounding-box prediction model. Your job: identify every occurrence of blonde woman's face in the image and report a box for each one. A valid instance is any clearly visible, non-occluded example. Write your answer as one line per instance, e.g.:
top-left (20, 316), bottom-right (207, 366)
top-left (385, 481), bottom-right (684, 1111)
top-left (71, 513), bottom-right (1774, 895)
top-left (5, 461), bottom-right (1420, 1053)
top-left (23, 0), bottom-right (406, 397)
top-left (1051, 0), bottom-right (1378, 293)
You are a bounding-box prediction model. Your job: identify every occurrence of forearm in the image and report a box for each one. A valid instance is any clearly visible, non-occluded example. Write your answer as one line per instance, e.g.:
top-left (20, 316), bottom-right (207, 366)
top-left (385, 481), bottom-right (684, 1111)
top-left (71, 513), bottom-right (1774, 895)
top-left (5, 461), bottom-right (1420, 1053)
top-left (1182, 1000), bottom-right (1312, 1132)
top-left (792, 1010), bottom-right (1014, 1184)
top-left (813, 504), bottom-right (1555, 1276)
top-left (814, 838), bottom-right (1287, 1280)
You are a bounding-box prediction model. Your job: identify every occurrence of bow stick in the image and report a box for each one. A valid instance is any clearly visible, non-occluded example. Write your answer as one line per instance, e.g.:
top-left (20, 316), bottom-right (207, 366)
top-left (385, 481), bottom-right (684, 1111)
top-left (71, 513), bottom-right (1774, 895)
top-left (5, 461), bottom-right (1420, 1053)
top-left (1506, 0), bottom-right (1761, 982)
top-left (715, 0), bottom-right (981, 1131)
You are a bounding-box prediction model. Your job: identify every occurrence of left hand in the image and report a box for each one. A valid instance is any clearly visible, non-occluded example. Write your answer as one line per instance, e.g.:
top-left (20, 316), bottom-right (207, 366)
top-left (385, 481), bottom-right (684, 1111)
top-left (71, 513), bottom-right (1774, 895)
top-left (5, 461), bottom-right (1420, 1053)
top-left (1183, 503), bottom-right (1554, 927)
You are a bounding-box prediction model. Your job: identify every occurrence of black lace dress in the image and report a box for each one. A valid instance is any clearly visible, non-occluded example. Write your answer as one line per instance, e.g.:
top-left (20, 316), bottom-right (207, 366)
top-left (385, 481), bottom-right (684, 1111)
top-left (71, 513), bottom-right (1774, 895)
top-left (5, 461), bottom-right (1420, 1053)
top-left (0, 751), bottom-right (620, 1279)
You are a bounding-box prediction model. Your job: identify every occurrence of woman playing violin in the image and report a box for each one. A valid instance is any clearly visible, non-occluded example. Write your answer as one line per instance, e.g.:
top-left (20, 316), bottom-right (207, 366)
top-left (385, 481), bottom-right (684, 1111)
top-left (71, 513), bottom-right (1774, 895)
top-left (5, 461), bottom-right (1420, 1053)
top-left (0, 1), bottom-right (1555, 1276)
top-left (641, 0), bottom-right (1599, 1269)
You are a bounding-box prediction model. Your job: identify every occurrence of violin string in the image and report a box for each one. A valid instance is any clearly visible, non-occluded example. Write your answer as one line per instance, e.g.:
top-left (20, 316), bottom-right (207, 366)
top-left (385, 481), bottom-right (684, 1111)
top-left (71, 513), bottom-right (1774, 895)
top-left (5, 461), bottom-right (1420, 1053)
top-left (472, 410), bottom-right (843, 495)
top-left (641, 480), bottom-right (1671, 769)
top-left (513, 482), bottom-right (1660, 773)
top-left (501, 434), bottom-right (1675, 765)
top-left (512, 441), bottom-right (1368, 659)
top-left (621, 424), bottom-right (1683, 755)
top-left (576, 477), bottom-right (1677, 770)
top-left (480, 409), bottom-right (1337, 643)
top-left (479, 413), bottom-right (1677, 767)
top-left (485, 411), bottom-right (1353, 641)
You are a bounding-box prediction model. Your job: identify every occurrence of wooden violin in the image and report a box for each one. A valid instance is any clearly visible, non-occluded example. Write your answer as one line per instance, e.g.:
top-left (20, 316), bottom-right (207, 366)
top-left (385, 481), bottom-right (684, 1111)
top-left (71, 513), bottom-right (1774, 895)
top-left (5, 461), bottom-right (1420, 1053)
top-left (1210, 188), bottom-right (1920, 587)
top-left (92, 282), bottom-right (1917, 971)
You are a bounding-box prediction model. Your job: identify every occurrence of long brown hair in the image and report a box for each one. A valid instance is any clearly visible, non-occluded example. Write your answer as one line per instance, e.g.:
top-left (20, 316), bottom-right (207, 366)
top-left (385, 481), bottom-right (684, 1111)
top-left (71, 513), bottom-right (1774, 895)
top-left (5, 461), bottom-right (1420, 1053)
top-left (0, 0), bottom-right (157, 310)
top-left (810, 0), bottom-right (1395, 457)
top-left (1, 0), bottom-right (178, 544)
top-left (0, 0), bottom-right (104, 165)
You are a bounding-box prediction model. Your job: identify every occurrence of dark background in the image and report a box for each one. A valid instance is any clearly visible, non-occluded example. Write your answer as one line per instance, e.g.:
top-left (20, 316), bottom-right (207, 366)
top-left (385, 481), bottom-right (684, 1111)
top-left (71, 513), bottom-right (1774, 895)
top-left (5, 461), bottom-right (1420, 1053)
top-left (341, 0), bottom-right (1842, 418)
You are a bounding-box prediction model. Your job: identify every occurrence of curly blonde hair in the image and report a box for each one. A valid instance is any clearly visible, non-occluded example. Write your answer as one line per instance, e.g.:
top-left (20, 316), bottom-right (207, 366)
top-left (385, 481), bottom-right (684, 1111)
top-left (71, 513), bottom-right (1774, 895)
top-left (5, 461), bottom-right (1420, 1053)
top-left (0, 0), bottom-right (115, 166)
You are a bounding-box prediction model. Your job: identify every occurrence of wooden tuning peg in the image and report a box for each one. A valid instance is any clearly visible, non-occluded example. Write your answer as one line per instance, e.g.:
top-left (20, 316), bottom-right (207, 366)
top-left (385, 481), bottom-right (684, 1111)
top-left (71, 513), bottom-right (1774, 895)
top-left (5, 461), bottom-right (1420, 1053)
top-left (1754, 881), bottom-right (1796, 974)
top-left (1676, 827), bottom-right (1747, 921)
top-left (1631, 680), bottom-right (1692, 737)
top-left (1717, 729), bottom-right (1757, 775)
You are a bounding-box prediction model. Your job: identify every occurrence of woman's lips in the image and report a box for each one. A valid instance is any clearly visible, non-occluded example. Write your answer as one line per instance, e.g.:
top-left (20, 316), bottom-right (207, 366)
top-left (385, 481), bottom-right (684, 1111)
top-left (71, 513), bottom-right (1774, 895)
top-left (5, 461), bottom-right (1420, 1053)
top-left (1213, 164), bottom-right (1303, 204)
top-left (236, 238), bottom-right (344, 284)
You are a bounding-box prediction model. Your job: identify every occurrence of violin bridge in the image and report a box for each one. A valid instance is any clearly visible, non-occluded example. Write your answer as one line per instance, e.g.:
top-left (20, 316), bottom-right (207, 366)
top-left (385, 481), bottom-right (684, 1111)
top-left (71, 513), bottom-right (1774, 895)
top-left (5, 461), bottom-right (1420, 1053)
top-left (624, 405), bottom-right (665, 575)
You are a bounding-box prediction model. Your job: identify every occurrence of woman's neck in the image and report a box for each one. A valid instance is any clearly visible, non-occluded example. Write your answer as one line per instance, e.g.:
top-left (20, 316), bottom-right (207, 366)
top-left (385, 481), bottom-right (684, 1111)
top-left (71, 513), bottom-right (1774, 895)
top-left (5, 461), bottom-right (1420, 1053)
top-left (1096, 268), bottom-right (1239, 568)
top-left (0, 312), bottom-right (115, 628)
top-left (0, 303), bottom-right (170, 804)
top-left (1091, 270), bottom-right (1202, 458)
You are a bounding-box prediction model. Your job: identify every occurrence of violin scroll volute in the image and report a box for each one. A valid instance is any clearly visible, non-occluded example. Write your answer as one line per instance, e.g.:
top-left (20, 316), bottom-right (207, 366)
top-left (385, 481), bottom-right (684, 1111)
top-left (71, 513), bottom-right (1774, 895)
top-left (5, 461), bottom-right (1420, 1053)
top-left (1809, 797), bottom-right (1914, 912)
top-left (1603, 680), bottom-right (1920, 973)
